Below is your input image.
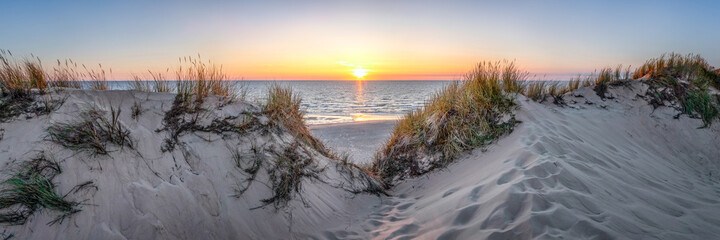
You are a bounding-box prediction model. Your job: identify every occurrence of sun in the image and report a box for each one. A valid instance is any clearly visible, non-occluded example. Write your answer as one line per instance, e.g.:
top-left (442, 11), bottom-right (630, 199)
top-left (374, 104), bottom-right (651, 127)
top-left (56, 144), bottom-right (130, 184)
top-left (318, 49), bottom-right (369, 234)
top-left (351, 67), bottom-right (369, 79)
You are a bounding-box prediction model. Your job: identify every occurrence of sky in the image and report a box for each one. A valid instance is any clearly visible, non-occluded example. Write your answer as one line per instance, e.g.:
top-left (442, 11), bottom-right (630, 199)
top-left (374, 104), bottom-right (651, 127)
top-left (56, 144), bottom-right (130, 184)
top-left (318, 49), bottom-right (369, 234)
top-left (1, 0), bottom-right (719, 80)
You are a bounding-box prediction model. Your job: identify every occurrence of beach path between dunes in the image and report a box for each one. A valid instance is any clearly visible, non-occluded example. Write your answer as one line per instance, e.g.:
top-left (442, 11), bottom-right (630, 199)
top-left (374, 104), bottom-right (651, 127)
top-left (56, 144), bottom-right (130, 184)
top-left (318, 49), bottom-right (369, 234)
top-left (310, 120), bottom-right (396, 165)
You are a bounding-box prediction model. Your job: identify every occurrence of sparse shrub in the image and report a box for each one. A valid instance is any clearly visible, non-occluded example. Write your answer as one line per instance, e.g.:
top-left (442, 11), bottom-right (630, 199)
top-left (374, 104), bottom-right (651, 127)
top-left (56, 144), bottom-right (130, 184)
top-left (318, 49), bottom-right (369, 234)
top-left (47, 106), bottom-right (133, 155)
top-left (373, 61), bottom-right (521, 185)
top-left (0, 154), bottom-right (81, 225)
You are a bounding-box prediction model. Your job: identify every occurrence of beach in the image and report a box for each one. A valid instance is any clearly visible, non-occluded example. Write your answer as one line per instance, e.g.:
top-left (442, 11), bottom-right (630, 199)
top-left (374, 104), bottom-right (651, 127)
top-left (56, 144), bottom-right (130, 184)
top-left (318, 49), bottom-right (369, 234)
top-left (310, 120), bottom-right (396, 165)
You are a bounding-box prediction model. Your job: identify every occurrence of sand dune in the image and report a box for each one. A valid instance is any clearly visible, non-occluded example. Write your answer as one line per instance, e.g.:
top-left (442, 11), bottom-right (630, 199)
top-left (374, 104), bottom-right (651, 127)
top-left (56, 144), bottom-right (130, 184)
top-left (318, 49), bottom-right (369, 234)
top-left (0, 89), bottom-right (381, 239)
top-left (323, 82), bottom-right (720, 239)
top-left (1, 81), bottom-right (719, 239)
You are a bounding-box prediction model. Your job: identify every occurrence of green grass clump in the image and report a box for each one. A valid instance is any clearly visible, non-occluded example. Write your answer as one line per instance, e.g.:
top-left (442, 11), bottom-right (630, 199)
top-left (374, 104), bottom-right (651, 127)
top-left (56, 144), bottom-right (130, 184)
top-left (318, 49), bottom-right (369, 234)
top-left (0, 155), bottom-right (80, 225)
top-left (47, 107), bottom-right (133, 155)
top-left (372, 61), bottom-right (522, 185)
top-left (684, 89), bottom-right (719, 127)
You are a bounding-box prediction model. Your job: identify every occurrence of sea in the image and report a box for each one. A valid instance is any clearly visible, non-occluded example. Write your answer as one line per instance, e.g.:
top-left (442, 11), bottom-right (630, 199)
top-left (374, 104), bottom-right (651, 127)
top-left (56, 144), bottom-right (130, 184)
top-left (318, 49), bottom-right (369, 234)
top-left (105, 80), bottom-right (452, 125)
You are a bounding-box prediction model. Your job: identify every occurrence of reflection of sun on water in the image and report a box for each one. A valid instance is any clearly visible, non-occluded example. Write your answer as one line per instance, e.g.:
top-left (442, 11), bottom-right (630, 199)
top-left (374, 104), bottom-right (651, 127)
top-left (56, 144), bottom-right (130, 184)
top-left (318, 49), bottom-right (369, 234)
top-left (355, 80), bottom-right (364, 103)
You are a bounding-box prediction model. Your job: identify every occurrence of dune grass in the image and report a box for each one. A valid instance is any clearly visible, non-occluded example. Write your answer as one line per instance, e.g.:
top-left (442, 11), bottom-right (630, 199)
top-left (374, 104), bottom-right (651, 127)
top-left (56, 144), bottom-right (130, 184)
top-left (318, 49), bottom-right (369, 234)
top-left (0, 154), bottom-right (80, 225)
top-left (524, 81), bottom-right (547, 102)
top-left (263, 84), bottom-right (337, 157)
top-left (129, 70), bottom-right (176, 93)
top-left (49, 59), bottom-right (83, 89)
top-left (684, 90), bottom-right (719, 126)
top-left (4, 50), bottom-right (241, 102)
top-left (174, 56), bottom-right (237, 101)
top-left (632, 54), bottom-right (720, 126)
top-left (0, 50), bottom-right (67, 122)
top-left (632, 53), bottom-right (720, 87)
top-left (257, 141), bottom-right (323, 210)
top-left (593, 65), bottom-right (631, 98)
top-left (372, 61), bottom-right (522, 184)
top-left (47, 106), bottom-right (133, 155)
top-left (0, 50), bottom-right (39, 100)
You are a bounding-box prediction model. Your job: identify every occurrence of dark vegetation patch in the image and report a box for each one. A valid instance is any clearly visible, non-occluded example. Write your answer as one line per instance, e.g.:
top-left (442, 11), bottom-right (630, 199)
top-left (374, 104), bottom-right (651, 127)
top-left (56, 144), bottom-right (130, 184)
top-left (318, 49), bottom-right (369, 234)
top-left (157, 94), bottom-right (263, 152)
top-left (0, 154), bottom-right (91, 225)
top-left (0, 95), bottom-right (64, 123)
top-left (47, 106), bottom-right (133, 155)
top-left (253, 141), bottom-right (324, 210)
top-left (130, 101), bottom-right (143, 120)
top-left (231, 139), bottom-right (384, 210)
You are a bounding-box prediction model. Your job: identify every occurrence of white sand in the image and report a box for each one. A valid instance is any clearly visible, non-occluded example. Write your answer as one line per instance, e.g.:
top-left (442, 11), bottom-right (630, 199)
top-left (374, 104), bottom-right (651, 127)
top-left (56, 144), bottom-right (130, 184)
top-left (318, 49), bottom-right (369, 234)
top-left (1, 81), bottom-right (720, 239)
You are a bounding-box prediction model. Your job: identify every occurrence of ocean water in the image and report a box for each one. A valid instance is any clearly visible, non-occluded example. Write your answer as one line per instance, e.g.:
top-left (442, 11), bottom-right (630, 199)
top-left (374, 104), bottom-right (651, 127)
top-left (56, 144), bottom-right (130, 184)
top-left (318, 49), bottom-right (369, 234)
top-left (107, 80), bottom-right (451, 125)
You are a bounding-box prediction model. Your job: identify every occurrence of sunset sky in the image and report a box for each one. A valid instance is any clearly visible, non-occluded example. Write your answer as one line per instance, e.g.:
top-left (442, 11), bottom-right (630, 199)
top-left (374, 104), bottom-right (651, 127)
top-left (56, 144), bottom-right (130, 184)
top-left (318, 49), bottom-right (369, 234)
top-left (2, 0), bottom-right (718, 80)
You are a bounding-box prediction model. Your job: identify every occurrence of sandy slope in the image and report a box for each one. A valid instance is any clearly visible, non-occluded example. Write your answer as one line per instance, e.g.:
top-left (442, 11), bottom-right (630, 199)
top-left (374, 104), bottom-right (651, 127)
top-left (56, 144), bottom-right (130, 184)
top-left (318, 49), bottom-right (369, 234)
top-left (324, 82), bottom-right (720, 239)
top-left (0, 89), bottom-right (381, 239)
